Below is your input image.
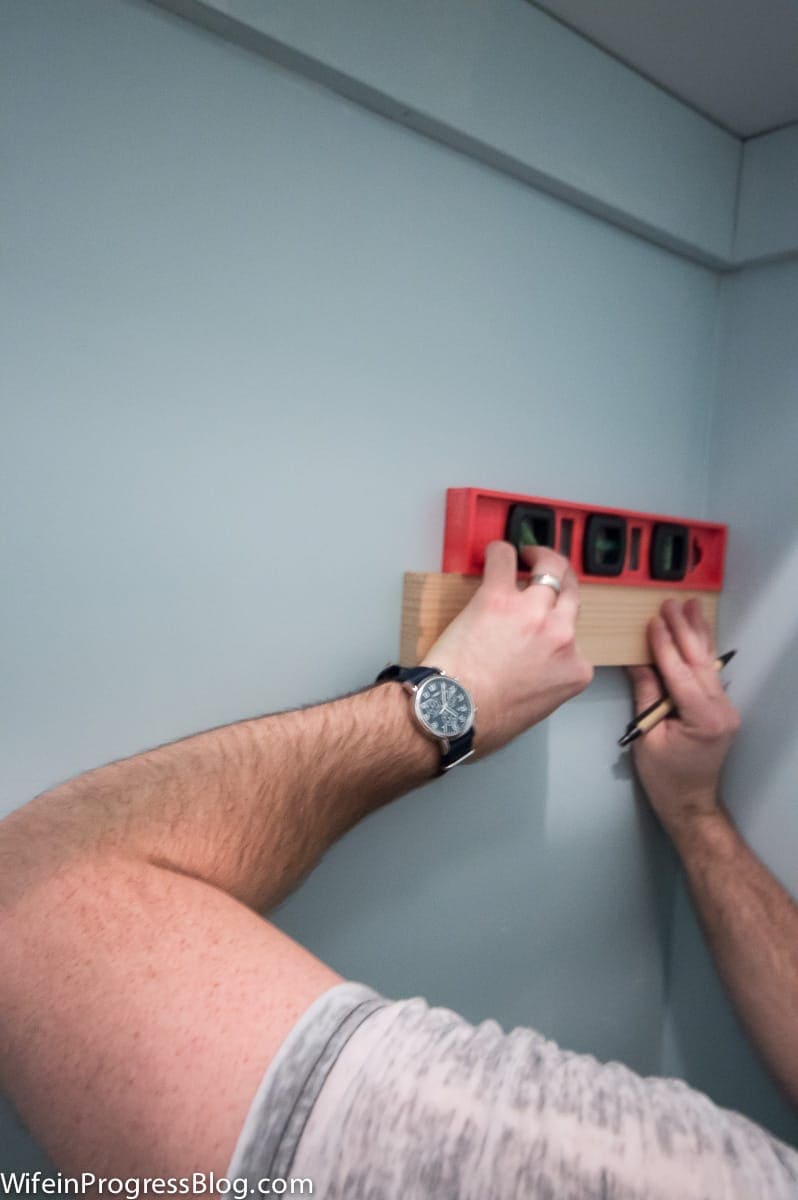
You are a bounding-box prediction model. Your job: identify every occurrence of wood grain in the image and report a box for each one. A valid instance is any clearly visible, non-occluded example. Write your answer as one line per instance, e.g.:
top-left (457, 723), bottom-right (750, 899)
top-left (400, 572), bottom-right (719, 666)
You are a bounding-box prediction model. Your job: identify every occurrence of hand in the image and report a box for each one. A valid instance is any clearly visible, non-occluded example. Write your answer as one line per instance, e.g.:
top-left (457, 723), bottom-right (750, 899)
top-left (422, 541), bottom-right (593, 756)
top-left (627, 599), bottom-right (740, 838)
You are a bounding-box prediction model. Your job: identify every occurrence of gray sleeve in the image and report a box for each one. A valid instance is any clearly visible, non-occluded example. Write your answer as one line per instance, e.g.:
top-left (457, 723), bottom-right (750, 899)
top-left (226, 981), bottom-right (798, 1199)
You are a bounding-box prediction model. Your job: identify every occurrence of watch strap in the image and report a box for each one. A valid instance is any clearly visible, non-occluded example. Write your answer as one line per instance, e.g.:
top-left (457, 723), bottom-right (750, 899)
top-left (439, 729), bottom-right (475, 772)
top-left (375, 664), bottom-right (441, 686)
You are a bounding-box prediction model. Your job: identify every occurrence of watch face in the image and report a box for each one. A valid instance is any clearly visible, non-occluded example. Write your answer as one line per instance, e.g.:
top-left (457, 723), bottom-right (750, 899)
top-left (414, 675), bottom-right (475, 740)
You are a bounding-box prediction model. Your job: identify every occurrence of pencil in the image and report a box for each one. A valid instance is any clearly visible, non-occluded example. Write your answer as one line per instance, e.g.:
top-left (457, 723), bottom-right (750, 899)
top-left (618, 649), bottom-right (736, 747)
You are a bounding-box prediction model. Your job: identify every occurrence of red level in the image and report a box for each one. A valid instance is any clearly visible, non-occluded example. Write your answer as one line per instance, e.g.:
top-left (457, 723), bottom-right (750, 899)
top-left (443, 487), bottom-right (726, 590)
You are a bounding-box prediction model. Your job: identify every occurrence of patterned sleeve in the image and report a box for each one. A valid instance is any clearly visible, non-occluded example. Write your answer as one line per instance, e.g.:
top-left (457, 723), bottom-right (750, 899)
top-left (227, 981), bottom-right (798, 1199)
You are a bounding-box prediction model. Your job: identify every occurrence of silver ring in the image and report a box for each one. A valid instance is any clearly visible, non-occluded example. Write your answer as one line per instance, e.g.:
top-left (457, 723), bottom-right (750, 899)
top-left (530, 572), bottom-right (561, 597)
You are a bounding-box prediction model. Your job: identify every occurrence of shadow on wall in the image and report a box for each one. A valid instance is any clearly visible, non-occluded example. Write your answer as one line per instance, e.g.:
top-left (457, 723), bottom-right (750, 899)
top-left (727, 529), bottom-right (798, 718)
top-left (730, 619), bottom-right (798, 832)
top-left (0, 1092), bottom-right (54, 1173)
top-left (636, 789), bottom-right (680, 1001)
top-left (611, 731), bottom-right (681, 999)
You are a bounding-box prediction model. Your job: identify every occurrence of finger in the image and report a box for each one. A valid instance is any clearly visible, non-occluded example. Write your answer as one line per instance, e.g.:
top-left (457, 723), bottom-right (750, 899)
top-left (482, 540), bottom-right (518, 592)
top-left (684, 597), bottom-right (715, 655)
top-left (626, 664), bottom-right (662, 713)
top-left (662, 600), bottom-right (724, 698)
top-left (553, 562), bottom-right (580, 621)
top-left (520, 545), bottom-right (573, 614)
top-left (661, 599), bottom-right (712, 666)
top-left (649, 615), bottom-right (710, 721)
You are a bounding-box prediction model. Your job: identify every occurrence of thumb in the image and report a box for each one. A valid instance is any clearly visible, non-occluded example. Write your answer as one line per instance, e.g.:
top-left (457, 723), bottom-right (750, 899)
top-left (626, 665), bottom-right (662, 712)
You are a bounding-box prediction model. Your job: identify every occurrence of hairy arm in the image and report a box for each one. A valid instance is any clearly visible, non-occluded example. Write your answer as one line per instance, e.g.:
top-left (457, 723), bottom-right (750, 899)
top-left (670, 810), bottom-right (798, 1106)
top-left (0, 543), bottom-right (587, 916)
top-left (629, 600), bottom-right (798, 1107)
top-left (0, 543), bottom-right (591, 1178)
top-left (0, 682), bottom-right (440, 916)
top-left (0, 683), bottom-right (436, 1181)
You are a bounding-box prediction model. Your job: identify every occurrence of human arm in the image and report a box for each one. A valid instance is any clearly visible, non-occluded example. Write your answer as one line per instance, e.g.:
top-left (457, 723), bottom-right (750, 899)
top-left (0, 542), bottom-right (591, 1179)
top-left (0, 542), bottom-right (587, 916)
top-left (628, 599), bottom-right (798, 1107)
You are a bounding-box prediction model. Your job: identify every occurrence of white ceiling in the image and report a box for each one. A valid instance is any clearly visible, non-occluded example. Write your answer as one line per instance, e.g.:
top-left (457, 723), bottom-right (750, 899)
top-left (531, 0), bottom-right (798, 138)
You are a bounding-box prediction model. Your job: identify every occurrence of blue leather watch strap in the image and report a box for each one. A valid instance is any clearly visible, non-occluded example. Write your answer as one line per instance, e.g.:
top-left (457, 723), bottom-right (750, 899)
top-left (375, 664), bottom-right (441, 686)
top-left (439, 729), bottom-right (475, 772)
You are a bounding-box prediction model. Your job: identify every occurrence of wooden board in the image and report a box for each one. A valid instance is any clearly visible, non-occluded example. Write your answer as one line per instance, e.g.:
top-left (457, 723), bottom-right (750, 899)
top-left (400, 572), bottom-right (719, 667)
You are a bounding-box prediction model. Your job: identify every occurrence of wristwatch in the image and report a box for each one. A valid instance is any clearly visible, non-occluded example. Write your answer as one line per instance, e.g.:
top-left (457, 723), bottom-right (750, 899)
top-left (375, 664), bottom-right (476, 773)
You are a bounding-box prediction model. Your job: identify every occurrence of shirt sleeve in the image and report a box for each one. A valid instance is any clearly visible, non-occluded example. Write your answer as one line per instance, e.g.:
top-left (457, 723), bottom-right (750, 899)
top-left (226, 981), bottom-right (798, 1199)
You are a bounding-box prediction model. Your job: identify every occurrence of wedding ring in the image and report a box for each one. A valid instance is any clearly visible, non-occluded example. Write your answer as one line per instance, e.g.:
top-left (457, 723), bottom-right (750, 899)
top-left (530, 572), bottom-right (562, 597)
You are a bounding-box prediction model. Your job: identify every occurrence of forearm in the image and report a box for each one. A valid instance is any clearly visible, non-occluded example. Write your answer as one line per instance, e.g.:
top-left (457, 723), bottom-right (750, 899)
top-left (1, 541), bottom-right (592, 923)
top-left (0, 682), bottom-right (437, 914)
top-left (670, 805), bottom-right (798, 1107)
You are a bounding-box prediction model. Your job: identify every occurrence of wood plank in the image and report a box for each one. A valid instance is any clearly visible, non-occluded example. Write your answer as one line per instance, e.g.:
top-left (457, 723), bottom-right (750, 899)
top-left (400, 572), bottom-right (719, 667)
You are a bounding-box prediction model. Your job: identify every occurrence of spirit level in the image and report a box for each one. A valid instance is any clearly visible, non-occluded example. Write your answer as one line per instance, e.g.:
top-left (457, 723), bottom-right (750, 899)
top-left (443, 487), bottom-right (726, 590)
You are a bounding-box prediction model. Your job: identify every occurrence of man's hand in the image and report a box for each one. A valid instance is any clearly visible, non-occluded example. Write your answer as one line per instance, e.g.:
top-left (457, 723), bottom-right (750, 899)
top-left (422, 541), bottom-right (594, 756)
top-left (627, 598), bottom-right (740, 836)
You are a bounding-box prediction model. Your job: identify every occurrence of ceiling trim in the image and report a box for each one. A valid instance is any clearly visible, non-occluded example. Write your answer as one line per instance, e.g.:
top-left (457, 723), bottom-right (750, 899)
top-left (149, 0), bottom-right (798, 268)
top-left (149, 0), bottom-right (740, 269)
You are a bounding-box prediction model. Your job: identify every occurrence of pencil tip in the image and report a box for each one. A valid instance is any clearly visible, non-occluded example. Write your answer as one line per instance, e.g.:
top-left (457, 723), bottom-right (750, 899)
top-left (618, 728), bottom-right (641, 748)
top-left (719, 649), bottom-right (737, 667)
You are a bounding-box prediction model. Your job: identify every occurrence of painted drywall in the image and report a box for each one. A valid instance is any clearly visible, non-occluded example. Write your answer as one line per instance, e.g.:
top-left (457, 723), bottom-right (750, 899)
top-left (1, 0), bottom-right (724, 1169)
top-left (152, 0), bottom-right (741, 265)
top-left (735, 124), bottom-right (798, 264)
top-left (661, 259), bottom-right (798, 1145)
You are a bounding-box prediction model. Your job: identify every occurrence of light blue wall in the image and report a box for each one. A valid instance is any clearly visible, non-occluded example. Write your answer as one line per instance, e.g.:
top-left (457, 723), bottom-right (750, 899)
top-left (154, 0), bottom-right (741, 265)
top-left (6, 0), bottom-right (791, 1173)
top-left (735, 125), bottom-right (798, 264)
top-left (662, 260), bottom-right (798, 1145)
